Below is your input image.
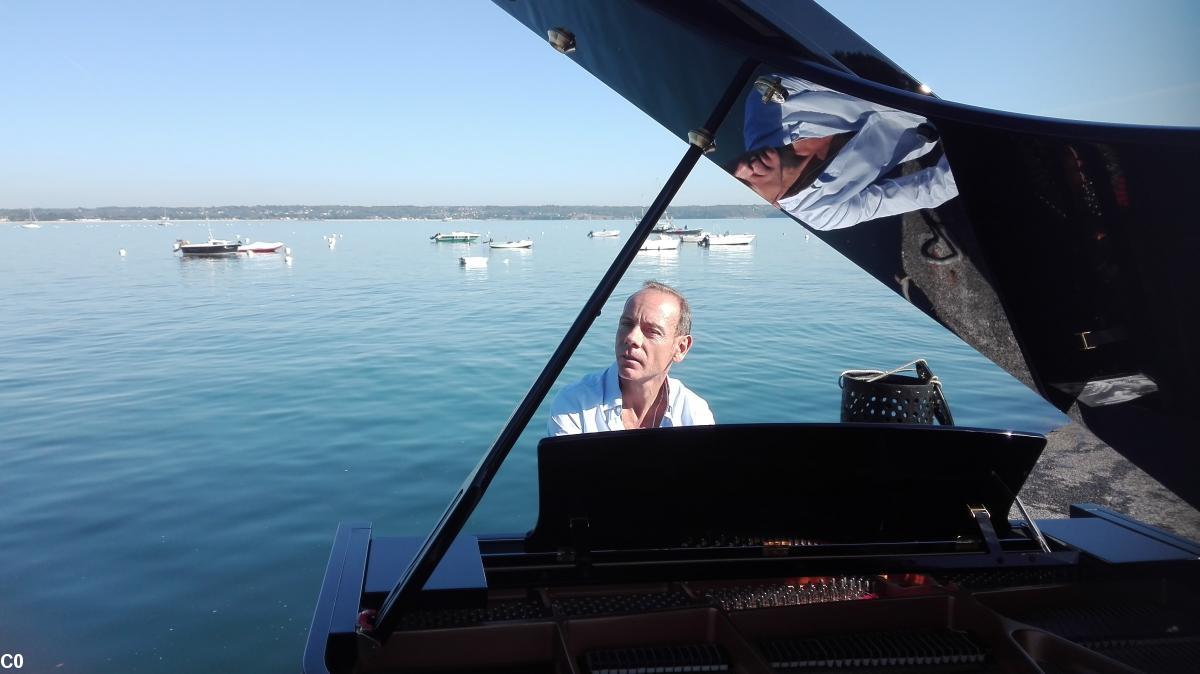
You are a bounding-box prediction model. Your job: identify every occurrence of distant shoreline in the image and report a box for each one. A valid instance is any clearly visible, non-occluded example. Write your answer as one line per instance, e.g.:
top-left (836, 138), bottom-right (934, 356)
top-left (2, 204), bottom-right (785, 223)
top-left (6, 217), bottom-right (761, 223)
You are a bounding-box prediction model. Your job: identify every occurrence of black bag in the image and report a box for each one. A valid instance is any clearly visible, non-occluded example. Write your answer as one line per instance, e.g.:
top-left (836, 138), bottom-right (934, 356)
top-left (839, 359), bottom-right (954, 425)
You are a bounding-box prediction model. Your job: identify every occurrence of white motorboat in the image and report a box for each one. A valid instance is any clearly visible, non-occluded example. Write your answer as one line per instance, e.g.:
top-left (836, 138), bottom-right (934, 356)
top-left (700, 233), bottom-right (756, 246)
top-left (174, 237), bottom-right (241, 256)
top-left (679, 231), bottom-right (706, 243)
top-left (459, 256), bottom-right (488, 268)
top-left (588, 229), bottom-right (620, 238)
top-left (639, 235), bottom-right (680, 251)
top-left (489, 239), bottom-right (533, 249)
top-left (431, 231), bottom-right (481, 242)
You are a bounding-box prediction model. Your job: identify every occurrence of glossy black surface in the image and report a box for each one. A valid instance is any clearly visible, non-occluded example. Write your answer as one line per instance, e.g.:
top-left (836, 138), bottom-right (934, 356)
top-left (303, 522), bottom-right (370, 674)
top-left (735, 0), bottom-right (924, 91)
top-left (1038, 518), bottom-right (1196, 565)
top-left (364, 536), bottom-right (486, 605)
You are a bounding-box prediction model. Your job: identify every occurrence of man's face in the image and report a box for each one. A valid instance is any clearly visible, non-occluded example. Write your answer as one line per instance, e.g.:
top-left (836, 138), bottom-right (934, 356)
top-left (615, 290), bottom-right (689, 385)
top-left (731, 145), bottom-right (806, 206)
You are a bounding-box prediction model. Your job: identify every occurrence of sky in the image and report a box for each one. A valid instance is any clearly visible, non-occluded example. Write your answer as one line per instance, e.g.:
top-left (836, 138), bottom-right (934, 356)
top-left (1, 0), bottom-right (1196, 209)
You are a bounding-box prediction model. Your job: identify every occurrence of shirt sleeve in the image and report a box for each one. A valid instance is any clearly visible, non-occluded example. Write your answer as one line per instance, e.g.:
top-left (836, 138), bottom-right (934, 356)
top-left (547, 386), bottom-right (585, 436)
top-left (799, 153), bottom-right (958, 230)
top-left (692, 399), bottom-right (716, 426)
top-left (677, 388), bottom-right (716, 426)
top-left (547, 410), bottom-right (581, 436)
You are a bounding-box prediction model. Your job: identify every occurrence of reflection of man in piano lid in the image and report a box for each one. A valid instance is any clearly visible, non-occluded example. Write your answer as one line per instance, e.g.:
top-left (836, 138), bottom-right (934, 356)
top-left (732, 136), bottom-right (852, 207)
top-left (729, 73), bottom-right (958, 231)
top-left (547, 281), bottom-right (714, 436)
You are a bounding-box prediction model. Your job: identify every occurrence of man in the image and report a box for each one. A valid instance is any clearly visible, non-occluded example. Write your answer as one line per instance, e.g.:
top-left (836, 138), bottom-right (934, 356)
top-left (730, 73), bottom-right (958, 231)
top-left (547, 281), bottom-right (714, 435)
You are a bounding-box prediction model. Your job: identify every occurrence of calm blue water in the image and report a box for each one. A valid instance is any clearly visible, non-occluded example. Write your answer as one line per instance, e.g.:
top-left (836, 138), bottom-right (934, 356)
top-left (0, 219), bottom-right (1064, 672)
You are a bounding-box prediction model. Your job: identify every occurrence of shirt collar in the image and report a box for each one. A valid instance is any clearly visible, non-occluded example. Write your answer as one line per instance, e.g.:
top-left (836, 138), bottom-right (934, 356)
top-left (604, 361), bottom-right (675, 417)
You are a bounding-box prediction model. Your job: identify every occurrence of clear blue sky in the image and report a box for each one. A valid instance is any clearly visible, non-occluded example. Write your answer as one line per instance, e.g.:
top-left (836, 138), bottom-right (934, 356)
top-left (2, 0), bottom-right (1196, 209)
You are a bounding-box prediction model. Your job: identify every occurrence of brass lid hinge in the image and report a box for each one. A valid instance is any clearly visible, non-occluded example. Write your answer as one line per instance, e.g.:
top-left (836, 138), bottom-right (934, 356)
top-left (1076, 326), bottom-right (1126, 351)
top-left (969, 505), bottom-right (1004, 562)
top-left (753, 76), bottom-right (787, 104)
top-left (564, 516), bottom-right (592, 569)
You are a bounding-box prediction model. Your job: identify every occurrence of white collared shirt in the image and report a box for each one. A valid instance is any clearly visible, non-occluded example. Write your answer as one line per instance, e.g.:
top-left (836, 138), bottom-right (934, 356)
top-left (547, 363), bottom-right (715, 436)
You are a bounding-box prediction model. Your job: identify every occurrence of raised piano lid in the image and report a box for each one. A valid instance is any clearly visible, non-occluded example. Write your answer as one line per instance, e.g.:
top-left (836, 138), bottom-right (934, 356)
top-left (492, 0), bottom-right (1200, 508)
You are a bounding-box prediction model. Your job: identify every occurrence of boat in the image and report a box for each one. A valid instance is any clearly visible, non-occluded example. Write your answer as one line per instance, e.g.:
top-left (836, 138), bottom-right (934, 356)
top-left (459, 255), bottom-right (488, 268)
top-left (587, 229), bottom-right (620, 238)
top-left (238, 241), bottom-right (285, 254)
top-left (172, 236), bottom-right (241, 256)
top-left (488, 239), bottom-right (532, 249)
top-left (638, 234), bottom-right (680, 251)
top-left (678, 231), bottom-right (706, 243)
top-left (651, 213), bottom-right (678, 233)
top-left (661, 227), bottom-right (704, 236)
top-left (430, 231), bottom-right (481, 242)
top-left (20, 209), bottom-right (40, 229)
top-left (306, 2), bottom-right (1200, 673)
top-left (699, 232), bottom-right (756, 246)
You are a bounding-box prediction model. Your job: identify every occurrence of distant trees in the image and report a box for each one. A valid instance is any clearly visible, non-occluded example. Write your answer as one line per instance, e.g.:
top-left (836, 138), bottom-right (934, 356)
top-left (0, 204), bottom-right (785, 221)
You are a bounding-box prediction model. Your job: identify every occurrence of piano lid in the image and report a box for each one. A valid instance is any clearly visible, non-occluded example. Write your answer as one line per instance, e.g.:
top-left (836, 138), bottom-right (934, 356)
top-left (492, 0), bottom-right (1200, 508)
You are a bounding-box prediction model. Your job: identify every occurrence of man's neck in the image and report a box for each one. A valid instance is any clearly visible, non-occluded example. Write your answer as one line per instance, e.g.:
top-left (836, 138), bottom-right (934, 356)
top-left (620, 374), bottom-right (668, 420)
top-left (782, 132), bottom-right (855, 200)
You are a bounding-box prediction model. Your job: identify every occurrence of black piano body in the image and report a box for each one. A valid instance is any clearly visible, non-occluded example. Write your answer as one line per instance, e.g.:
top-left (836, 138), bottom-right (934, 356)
top-left (305, 425), bottom-right (1200, 673)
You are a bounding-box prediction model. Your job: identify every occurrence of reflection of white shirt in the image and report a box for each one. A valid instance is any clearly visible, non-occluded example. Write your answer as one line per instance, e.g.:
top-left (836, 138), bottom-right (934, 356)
top-left (744, 74), bottom-right (958, 230)
top-left (547, 363), bottom-right (715, 436)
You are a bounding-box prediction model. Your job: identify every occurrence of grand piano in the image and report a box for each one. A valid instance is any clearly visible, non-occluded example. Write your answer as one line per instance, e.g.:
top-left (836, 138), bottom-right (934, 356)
top-left (304, 1), bottom-right (1200, 672)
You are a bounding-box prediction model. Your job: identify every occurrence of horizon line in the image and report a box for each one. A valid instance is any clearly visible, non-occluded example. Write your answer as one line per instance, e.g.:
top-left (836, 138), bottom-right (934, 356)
top-left (5, 203), bottom-right (769, 210)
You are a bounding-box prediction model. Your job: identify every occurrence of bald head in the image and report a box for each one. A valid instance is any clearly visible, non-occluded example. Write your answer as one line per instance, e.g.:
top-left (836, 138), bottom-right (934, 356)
top-left (629, 280), bottom-right (691, 336)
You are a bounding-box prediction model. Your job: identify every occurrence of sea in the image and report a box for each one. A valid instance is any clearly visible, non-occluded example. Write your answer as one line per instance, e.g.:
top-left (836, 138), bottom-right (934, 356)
top-left (0, 218), bottom-right (1065, 672)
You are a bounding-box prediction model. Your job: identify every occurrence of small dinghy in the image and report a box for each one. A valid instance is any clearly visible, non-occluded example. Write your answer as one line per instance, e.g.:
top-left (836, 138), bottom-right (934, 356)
top-left (700, 233), bottom-right (756, 246)
top-left (238, 241), bottom-right (285, 254)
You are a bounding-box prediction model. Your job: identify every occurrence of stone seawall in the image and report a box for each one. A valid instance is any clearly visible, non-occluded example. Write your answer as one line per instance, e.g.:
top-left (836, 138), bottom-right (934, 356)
top-left (1016, 421), bottom-right (1200, 542)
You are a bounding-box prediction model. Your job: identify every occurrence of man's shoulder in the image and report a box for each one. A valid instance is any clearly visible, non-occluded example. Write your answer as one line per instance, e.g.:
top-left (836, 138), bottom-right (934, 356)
top-left (669, 373), bottom-right (702, 397)
top-left (668, 375), bottom-right (712, 410)
top-left (666, 375), bottom-right (715, 425)
top-left (550, 365), bottom-right (613, 411)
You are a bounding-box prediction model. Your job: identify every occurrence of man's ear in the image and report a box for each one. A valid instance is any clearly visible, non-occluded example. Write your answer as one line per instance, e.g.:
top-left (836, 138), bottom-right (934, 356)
top-left (674, 335), bottom-right (694, 362)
